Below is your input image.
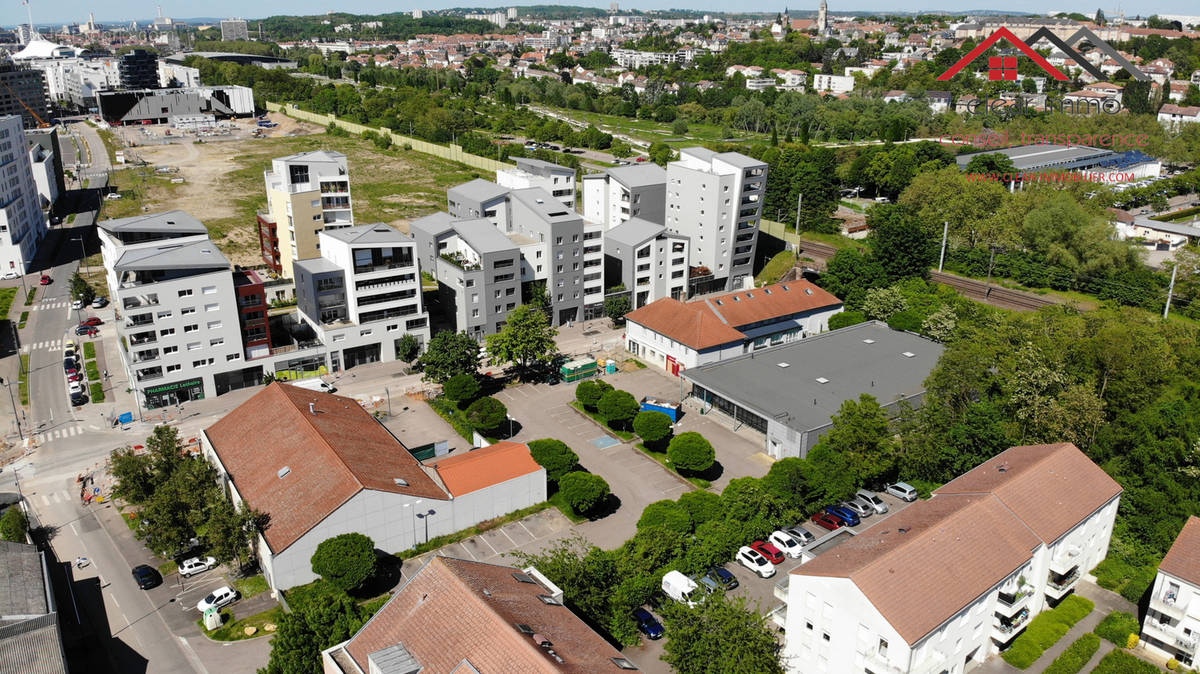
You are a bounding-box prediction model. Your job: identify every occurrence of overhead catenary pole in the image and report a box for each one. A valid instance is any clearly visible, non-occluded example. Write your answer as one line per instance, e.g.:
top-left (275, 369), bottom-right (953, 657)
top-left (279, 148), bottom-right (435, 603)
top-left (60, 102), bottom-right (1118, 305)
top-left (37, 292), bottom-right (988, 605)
top-left (794, 192), bottom-right (802, 232)
top-left (1164, 264), bottom-right (1178, 319)
top-left (938, 221), bottom-right (949, 272)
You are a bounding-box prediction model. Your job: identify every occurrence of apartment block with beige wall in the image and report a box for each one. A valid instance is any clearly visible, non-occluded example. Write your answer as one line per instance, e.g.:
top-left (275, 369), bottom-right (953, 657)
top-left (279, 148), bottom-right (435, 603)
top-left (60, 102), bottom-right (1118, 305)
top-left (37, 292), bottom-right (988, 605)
top-left (258, 150), bottom-right (354, 279)
top-left (1142, 516), bottom-right (1200, 668)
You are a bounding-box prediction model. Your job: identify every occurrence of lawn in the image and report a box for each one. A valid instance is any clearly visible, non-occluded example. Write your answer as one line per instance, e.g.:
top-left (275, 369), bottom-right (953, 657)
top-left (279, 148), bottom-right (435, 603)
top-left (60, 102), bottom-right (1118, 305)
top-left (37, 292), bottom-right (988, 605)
top-left (529, 105), bottom-right (772, 149)
top-left (18, 355), bottom-right (28, 405)
top-left (200, 606), bottom-right (283, 642)
top-left (1002, 594), bottom-right (1095, 669)
top-left (1089, 650), bottom-right (1160, 674)
top-left (83, 342), bottom-right (96, 359)
top-left (548, 490), bottom-right (588, 523)
top-left (234, 574), bottom-right (271, 599)
top-left (756, 250), bottom-right (796, 286)
top-left (569, 401), bottom-right (635, 441)
top-left (17, 311), bottom-right (28, 329)
top-left (98, 168), bottom-right (189, 220)
top-left (0, 287), bottom-right (15, 321)
top-left (89, 382), bottom-right (105, 403)
top-left (23, 287), bottom-right (35, 306)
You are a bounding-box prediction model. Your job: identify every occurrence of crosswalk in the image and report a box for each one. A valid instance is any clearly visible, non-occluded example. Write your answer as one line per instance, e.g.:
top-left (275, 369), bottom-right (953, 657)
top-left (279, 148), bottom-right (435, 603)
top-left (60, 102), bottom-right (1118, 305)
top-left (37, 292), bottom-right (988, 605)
top-left (32, 300), bottom-right (71, 311)
top-left (33, 425), bottom-right (85, 444)
top-left (22, 339), bottom-right (66, 353)
top-left (38, 488), bottom-right (80, 507)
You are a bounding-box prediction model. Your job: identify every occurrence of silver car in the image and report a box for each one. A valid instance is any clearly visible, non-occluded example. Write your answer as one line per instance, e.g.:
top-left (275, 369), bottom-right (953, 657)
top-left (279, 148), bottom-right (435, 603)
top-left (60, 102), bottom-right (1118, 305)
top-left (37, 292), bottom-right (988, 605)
top-left (842, 498), bottom-right (873, 518)
top-left (856, 489), bottom-right (889, 514)
top-left (784, 526), bottom-right (816, 546)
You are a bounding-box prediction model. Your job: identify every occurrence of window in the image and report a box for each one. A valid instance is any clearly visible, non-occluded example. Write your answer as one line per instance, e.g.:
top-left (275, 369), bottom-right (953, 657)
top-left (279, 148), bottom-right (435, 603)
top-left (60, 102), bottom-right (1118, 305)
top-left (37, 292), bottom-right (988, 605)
top-left (226, 353), bottom-right (240, 361)
top-left (206, 321), bottom-right (222, 330)
top-left (163, 346), bottom-right (178, 354)
top-left (495, 305), bottom-right (502, 313)
top-left (556, 265), bottom-right (564, 273)
top-left (160, 328), bottom-right (175, 337)
top-left (555, 236), bottom-right (563, 244)
top-left (156, 310), bottom-right (171, 319)
top-left (178, 289), bottom-right (193, 298)
top-left (205, 303), bottom-right (219, 312)
top-left (166, 364), bottom-right (181, 373)
top-left (506, 302), bottom-right (516, 310)
top-left (332, 334), bottom-right (345, 342)
top-left (181, 307), bottom-right (195, 315)
top-left (387, 324), bottom-right (398, 332)
top-left (465, 279), bottom-right (475, 287)
top-left (495, 290), bottom-right (503, 299)
top-left (472, 309), bottom-right (479, 318)
top-left (878, 639), bottom-right (888, 658)
top-left (193, 358), bottom-right (214, 368)
top-left (202, 286), bottom-right (217, 295)
top-left (210, 338), bottom-right (224, 346)
top-left (822, 633), bottom-right (831, 642)
top-left (186, 342), bottom-right (201, 351)
top-left (471, 293), bottom-right (479, 303)
top-left (184, 325), bottom-right (198, 333)
top-left (505, 287), bottom-right (515, 296)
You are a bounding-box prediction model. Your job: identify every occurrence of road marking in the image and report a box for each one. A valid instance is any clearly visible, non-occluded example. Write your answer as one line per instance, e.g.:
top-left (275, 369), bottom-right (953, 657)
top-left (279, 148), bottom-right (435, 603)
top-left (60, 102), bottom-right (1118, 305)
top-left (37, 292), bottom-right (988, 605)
top-left (499, 526), bottom-right (518, 547)
top-left (111, 595), bottom-right (119, 608)
top-left (69, 522), bottom-right (78, 535)
top-left (40, 494), bottom-right (49, 506)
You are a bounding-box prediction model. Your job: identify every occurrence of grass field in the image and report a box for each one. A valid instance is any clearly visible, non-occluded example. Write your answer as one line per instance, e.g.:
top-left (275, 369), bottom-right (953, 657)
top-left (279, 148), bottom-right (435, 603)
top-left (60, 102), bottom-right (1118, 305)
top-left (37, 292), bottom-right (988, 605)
top-left (756, 250), bottom-right (797, 286)
top-left (532, 106), bottom-right (772, 149)
top-left (0, 287), bottom-right (15, 321)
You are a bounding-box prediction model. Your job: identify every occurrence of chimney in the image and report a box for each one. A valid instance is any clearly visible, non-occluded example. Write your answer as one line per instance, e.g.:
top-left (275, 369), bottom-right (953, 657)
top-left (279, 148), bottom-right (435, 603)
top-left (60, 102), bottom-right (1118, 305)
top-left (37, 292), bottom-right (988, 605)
top-left (309, 402), bottom-right (316, 415)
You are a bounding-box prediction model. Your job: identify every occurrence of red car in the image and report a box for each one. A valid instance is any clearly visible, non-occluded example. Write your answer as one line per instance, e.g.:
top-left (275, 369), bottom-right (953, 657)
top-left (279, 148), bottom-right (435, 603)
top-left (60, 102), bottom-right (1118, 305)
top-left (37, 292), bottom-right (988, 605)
top-left (79, 317), bottom-right (103, 327)
top-left (750, 540), bottom-right (785, 565)
top-left (39, 275), bottom-right (51, 285)
top-left (67, 371), bottom-right (83, 382)
top-left (811, 511), bottom-right (845, 531)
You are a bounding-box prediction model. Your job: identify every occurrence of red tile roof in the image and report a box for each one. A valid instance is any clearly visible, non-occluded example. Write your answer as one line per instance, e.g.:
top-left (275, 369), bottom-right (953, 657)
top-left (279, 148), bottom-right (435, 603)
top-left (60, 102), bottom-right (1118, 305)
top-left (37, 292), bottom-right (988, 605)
top-left (1159, 516), bottom-right (1200, 587)
top-left (340, 556), bottom-right (631, 673)
top-left (434, 442), bottom-right (543, 496)
top-left (204, 383), bottom-right (448, 553)
top-left (624, 280), bottom-right (842, 350)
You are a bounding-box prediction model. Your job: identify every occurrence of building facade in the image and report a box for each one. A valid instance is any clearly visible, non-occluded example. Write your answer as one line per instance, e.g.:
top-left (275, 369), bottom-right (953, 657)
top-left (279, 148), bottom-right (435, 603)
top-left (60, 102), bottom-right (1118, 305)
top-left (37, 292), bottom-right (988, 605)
top-left (495, 157), bottom-right (576, 209)
top-left (220, 18), bottom-right (250, 41)
top-left (0, 57), bottom-right (51, 128)
top-left (603, 217), bottom-right (689, 309)
top-left (96, 85), bottom-right (253, 125)
top-left (1142, 516), bottom-right (1200, 667)
top-left (25, 127), bottom-right (64, 207)
top-left (665, 148), bottom-right (766, 294)
top-left (259, 150), bottom-right (354, 278)
top-left (581, 164), bottom-right (667, 231)
top-left (117, 49), bottom-right (158, 90)
top-left (0, 115), bottom-right (47, 275)
top-left (233, 269), bottom-right (272, 360)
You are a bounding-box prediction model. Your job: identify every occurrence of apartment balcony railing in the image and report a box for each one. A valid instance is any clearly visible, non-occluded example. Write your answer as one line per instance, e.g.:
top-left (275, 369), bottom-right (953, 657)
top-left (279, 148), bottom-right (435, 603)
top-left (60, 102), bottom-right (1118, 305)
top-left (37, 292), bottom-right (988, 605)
top-left (1049, 548), bottom-right (1082, 575)
top-left (774, 577), bottom-right (789, 603)
top-left (356, 260), bottom-right (417, 274)
top-left (1046, 569), bottom-right (1081, 599)
top-left (131, 352), bottom-right (160, 364)
top-left (126, 315), bottom-right (154, 328)
top-left (992, 608), bottom-right (1031, 642)
top-left (136, 370), bottom-right (164, 382)
top-left (1151, 592), bottom-right (1189, 622)
top-left (122, 295), bottom-right (160, 310)
top-left (438, 253), bottom-right (480, 272)
top-left (129, 333), bottom-right (157, 346)
top-left (768, 604), bottom-right (788, 630)
top-left (862, 650), bottom-right (905, 674)
top-left (996, 590), bottom-right (1033, 616)
top-left (1143, 619), bottom-right (1199, 653)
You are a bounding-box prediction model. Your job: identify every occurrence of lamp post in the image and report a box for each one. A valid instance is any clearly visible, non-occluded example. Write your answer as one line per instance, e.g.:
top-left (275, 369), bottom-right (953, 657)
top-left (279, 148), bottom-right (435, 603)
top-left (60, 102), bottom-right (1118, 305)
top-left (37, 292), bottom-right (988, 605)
top-left (415, 508), bottom-right (436, 544)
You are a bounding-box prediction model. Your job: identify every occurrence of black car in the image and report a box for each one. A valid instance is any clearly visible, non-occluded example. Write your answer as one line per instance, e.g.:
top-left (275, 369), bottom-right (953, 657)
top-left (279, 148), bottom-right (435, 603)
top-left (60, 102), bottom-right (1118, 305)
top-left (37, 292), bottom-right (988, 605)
top-left (70, 393), bottom-right (86, 406)
top-left (75, 325), bottom-right (98, 336)
top-left (131, 564), bottom-right (161, 590)
top-left (63, 358), bottom-right (78, 373)
top-left (632, 607), bottom-right (664, 640)
top-left (706, 566), bottom-right (739, 591)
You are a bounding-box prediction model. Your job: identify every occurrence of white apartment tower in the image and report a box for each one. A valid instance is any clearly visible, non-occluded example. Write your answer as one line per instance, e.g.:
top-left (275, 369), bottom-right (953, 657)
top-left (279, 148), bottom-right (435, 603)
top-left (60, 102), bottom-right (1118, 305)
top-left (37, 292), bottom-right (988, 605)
top-left (496, 157), bottom-right (576, 209)
top-left (665, 148), bottom-right (766, 295)
top-left (581, 164), bottom-right (667, 231)
top-left (259, 150), bottom-right (354, 280)
top-left (0, 115), bottom-right (47, 275)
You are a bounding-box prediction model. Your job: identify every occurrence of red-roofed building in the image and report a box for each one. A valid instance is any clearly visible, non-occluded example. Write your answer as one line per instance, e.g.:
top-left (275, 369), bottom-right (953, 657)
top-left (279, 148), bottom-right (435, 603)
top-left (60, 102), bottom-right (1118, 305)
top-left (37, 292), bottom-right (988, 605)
top-left (1142, 516), bottom-right (1200, 665)
top-left (202, 383), bottom-right (545, 591)
top-left (624, 280), bottom-right (842, 376)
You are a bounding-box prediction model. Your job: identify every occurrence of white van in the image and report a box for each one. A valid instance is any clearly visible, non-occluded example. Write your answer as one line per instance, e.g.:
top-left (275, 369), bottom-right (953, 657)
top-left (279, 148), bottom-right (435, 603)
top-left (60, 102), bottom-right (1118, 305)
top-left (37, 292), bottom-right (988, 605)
top-left (288, 378), bottom-right (336, 393)
top-left (662, 570), bottom-right (700, 607)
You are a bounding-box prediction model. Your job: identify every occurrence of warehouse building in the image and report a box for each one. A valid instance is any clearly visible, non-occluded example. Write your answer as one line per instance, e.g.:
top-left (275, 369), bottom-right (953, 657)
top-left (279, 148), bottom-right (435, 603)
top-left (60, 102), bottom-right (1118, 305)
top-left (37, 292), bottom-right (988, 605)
top-left (97, 85), bottom-right (253, 125)
top-left (955, 143), bottom-right (1161, 181)
top-left (681, 321), bottom-right (942, 459)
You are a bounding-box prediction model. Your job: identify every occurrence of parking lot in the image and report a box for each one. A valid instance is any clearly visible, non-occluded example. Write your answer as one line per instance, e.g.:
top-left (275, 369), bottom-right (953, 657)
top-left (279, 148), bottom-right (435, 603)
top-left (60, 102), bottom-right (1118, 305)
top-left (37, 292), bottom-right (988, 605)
top-left (433, 507), bottom-right (575, 565)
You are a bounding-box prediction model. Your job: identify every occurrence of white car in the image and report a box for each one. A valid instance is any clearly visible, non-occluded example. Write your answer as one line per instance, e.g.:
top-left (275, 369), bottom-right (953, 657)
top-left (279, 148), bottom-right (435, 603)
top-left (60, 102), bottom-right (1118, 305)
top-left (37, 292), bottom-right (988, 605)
top-left (2, 272), bottom-right (17, 280)
top-left (68, 381), bottom-right (84, 396)
top-left (71, 299), bottom-right (83, 310)
top-left (196, 585), bottom-right (238, 612)
top-left (886, 482), bottom-right (919, 502)
top-left (178, 556), bottom-right (217, 577)
top-left (768, 530), bottom-right (806, 558)
top-left (736, 546), bottom-right (776, 578)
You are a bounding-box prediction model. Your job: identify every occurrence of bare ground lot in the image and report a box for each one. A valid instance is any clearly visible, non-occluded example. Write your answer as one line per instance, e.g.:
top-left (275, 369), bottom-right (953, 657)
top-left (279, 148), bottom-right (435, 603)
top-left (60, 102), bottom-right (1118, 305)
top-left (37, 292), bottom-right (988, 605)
top-left (98, 113), bottom-right (489, 268)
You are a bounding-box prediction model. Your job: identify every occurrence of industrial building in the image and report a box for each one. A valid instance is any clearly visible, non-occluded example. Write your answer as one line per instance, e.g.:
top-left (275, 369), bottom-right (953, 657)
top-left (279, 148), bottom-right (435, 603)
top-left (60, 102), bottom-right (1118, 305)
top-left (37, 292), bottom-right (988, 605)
top-left (258, 150), bottom-right (355, 278)
top-left (681, 321), bottom-right (941, 459)
top-left (96, 85), bottom-right (253, 125)
top-left (0, 115), bottom-right (48, 275)
top-left (955, 144), bottom-right (1161, 182)
top-left (0, 55), bottom-right (51, 128)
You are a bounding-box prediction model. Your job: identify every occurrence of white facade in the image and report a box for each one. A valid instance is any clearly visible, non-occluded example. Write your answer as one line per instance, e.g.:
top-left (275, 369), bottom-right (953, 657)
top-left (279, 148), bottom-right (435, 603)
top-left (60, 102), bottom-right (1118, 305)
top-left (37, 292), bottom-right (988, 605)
top-left (26, 138), bottom-right (58, 208)
top-left (496, 159), bottom-right (575, 209)
top-left (158, 61), bottom-right (201, 88)
top-left (220, 18), bottom-right (249, 41)
top-left (812, 73), bottom-right (856, 94)
top-left (0, 115), bottom-right (46, 275)
top-left (582, 168), bottom-right (667, 232)
top-left (1142, 520), bottom-right (1200, 668)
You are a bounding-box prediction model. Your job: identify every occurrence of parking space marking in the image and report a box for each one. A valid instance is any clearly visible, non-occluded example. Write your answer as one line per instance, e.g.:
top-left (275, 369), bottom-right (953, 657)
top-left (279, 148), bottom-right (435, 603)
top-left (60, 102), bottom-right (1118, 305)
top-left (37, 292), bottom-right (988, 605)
top-left (518, 520), bottom-right (536, 539)
top-left (499, 526), bottom-right (519, 547)
top-left (476, 534), bottom-right (500, 556)
top-left (457, 543), bottom-right (478, 561)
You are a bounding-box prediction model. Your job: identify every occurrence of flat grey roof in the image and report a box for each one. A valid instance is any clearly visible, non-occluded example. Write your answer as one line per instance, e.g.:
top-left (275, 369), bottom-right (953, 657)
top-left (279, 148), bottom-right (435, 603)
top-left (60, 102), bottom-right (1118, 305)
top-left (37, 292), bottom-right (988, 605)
top-left (294, 257), bottom-right (344, 275)
top-left (114, 239), bottom-right (230, 272)
top-left (0, 540), bottom-right (49, 618)
top-left (513, 157), bottom-right (575, 175)
top-left (454, 218), bottom-right (517, 254)
top-left (683, 321), bottom-right (943, 434)
top-left (714, 151), bottom-right (762, 168)
top-left (275, 150), bottom-right (346, 164)
top-left (606, 164), bottom-right (666, 189)
top-left (605, 216), bottom-right (664, 248)
top-left (955, 144), bottom-right (1112, 171)
top-left (410, 212), bottom-right (456, 237)
top-left (447, 178), bottom-right (509, 205)
top-left (97, 210), bottom-right (208, 235)
top-left (509, 187), bottom-right (580, 224)
top-left (322, 223), bottom-right (411, 245)
top-left (1134, 217), bottom-right (1200, 238)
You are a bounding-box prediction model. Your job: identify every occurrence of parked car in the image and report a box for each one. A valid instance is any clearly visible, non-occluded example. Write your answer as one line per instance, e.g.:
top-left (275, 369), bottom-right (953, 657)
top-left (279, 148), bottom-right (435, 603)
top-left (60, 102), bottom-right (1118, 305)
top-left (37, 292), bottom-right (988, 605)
top-left (662, 570), bottom-right (700, 607)
top-left (67, 371), bottom-right (83, 383)
top-left (2, 272), bottom-right (17, 280)
top-left (39, 275), bottom-right (51, 285)
top-left (856, 489), bottom-right (889, 514)
top-left (736, 546), bottom-right (776, 578)
top-left (92, 297), bottom-right (108, 308)
top-left (65, 340), bottom-right (75, 351)
top-left (696, 573), bottom-right (720, 595)
top-left (178, 556), bottom-right (217, 578)
top-left (75, 325), bottom-right (98, 337)
top-left (784, 526), bottom-right (816, 546)
top-left (842, 498), bottom-right (873, 518)
top-left (705, 566), bottom-right (739, 591)
top-left (632, 607), bottom-right (664, 640)
top-left (71, 299), bottom-right (83, 310)
top-left (749, 540), bottom-right (785, 565)
top-left (885, 482), bottom-right (919, 502)
top-left (768, 530), bottom-right (806, 558)
top-left (825, 505), bottom-right (861, 527)
top-left (63, 346), bottom-right (75, 360)
top-left (811, 511), bottom-right (844, 531)
top-left (63, 359), bottom-right (78, 373)
top-left (131, 564), bottom-right (161, 589)
top-left (68, 381), bottom-right (84, 396)
top-left (79, 317), bottom-right (103, 327)
top-left (196, 586), bottom-right (238, 612)
top-left (69, 393), bottom-right (86, 406)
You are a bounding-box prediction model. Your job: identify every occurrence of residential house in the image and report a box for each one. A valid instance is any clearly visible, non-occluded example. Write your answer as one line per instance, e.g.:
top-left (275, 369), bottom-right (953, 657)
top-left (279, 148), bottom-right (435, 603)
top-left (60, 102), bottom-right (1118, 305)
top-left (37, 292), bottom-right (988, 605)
top-left (1141, 516), bottom-right (1200, 668)
top-left (258, 151), bottom-right (354, 278)
top-left (1159, 104), bottom-right (1200, 127)
top-left (811, 73), bottom-right (855, 94)
top-left (0, 540), bottom-right (68, 674)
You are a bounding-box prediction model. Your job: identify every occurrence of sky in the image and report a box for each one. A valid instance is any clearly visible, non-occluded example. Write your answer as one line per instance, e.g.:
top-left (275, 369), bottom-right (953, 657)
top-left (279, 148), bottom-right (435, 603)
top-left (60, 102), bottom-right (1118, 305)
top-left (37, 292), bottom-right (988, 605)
top-left (5, 0), bottom-right (1197, 30)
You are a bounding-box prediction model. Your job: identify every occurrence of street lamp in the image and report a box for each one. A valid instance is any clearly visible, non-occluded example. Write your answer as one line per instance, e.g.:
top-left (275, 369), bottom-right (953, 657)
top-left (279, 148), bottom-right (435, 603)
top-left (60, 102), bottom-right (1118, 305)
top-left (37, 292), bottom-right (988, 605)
top-left (0, 377), bottom-right (23, 440)
top-left (415, 508), bottom-right (436, 544)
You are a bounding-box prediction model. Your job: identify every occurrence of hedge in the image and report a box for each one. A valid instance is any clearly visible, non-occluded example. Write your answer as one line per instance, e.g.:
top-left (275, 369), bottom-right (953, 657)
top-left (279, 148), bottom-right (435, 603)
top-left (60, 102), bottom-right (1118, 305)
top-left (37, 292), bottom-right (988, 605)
top-left (1042, 633), bottom-right (1100, 674)
top-left (1090, 650), bottom-right (1160, 674)
top-left (1001, 595), bottom-right (1095, 669)
top-left (1094, 611), bottom-right (1140, 646)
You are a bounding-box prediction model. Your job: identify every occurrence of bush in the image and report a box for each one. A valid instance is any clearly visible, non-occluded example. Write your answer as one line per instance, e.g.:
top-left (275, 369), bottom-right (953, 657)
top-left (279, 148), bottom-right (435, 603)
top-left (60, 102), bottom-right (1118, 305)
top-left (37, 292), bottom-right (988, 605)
top-left (638, 500), bottom-right (692, 534)
top-left (0, 507), bottom-right (29, 542)
top-left (1091, 650), bottom-right (1158, 674)
top-left (443, 373), bottom-right (481, 406)
top-left (1167, 658), bottom-right (1179, 671)
top-left (677, 490), bottom-right (722, 526)
top-left (886, 309), bottom-right (923, 333)
top-left (828, 310), bottom-right (867, 330)
top-left (1002, 595), bottom-right (1095, 669)
top-left (667, 432), bottom-right (716, 474)
top-left (575, 379), bottom-right (605, 410)
top-left (1043, 633), bottom-right (1100, 674)
top-left (465, 396), bottom-right (507, 434)
top-left (633, 410), bottom-right (673, 447)
top-left (558, 471), bottom-right (610, 515)
top-left (1126, 633), bottom-right (1139, 649)
top-left (310, 533), bottom-right (377, 591)
top-left (597, 389), bottom-right (639, 429)
top-left (527, 438), bottom-right (579, 483)
top-left (1094, 611), bottom-right (1140, 645)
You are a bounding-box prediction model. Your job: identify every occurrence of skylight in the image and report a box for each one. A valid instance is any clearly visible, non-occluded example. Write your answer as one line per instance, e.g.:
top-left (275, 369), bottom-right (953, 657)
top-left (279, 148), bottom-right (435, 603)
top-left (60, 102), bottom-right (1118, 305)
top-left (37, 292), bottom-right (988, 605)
top-left (815, 377), bottom-right (829, 384)
top-left (778, 362), bottom-right (790, 368)
top-left (902, 352), bottom-right (915, 358)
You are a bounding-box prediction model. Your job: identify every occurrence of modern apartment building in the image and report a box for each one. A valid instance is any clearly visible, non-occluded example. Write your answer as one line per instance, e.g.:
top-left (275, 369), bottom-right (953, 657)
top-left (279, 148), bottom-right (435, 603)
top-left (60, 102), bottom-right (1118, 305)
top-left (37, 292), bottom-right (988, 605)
top-left (603, 216), bottom-right (689, 309)
top-left (98, 211), bottom-right (258, 409)
top-left (781, 443), bottom-right (1122, 674)
top-left (220, 18), bottom-right (250, 41)
top-left (293, 223), bottom-right (431, 369)
top-left (0, 56), bottom-right (51, 129)
top-left (447, 178), bottom-right (510, 225)
top-left (233, 269), bottom-right (272, 360)
top-left (0, 115), bottom-right (47, 275)
top-left (411, 213), bottom-right (523, 339)
top-left (581, 164), bottom-right (667, 231)
top-left (1142, 516), bottom-right (1200, 667)
top-left (258, 150), bottom-right (354, 278)
top-left (117, 49), bottom-right (158, 90)
top-left (26, 126), bottom-right (64, 206)
top-left (496, 157), bottom-right (576, 209)
top-left (665, 147), bottom-right (767, 295)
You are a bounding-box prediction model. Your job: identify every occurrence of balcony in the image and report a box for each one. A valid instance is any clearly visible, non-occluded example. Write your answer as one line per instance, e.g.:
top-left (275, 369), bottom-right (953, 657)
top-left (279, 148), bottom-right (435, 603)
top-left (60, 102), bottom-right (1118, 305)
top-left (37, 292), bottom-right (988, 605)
top-left (122, 294), bottom-right (160, 310)
top-left (992, 608), bottom-right (1031, 642)
top-left (129, 332), bottom-right (157, 346)
top-left (438, 253), bottom-right (481, 272)
top-left (774, 577), bottom-right (789, 602)
top-left (1151, 591), bottom-right (1190, 622)
top-left (1143, 618), bottom-right (1199, 654)
top-left (1046, 569), bottom-right (1081, 600)
top-left (768, 604), bottom-right (788, 630)
top-left (126, 314), bottom-right (154, 328)
top-left (996, 589), bottom-right (1033, 617)
top-left (136, 368), bottom-right (164, 382)
top-left (131, 350), bottom-right (160, 364)
top-left (1049, 548), bottom-right (1082, 575)
top-left (862, 650), bottom-right (905, 674)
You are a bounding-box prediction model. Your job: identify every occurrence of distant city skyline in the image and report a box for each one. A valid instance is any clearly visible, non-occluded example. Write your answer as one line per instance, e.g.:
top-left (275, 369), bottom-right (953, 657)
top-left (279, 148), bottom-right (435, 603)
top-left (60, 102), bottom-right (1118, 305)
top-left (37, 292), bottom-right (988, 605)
top-left (3, 0), bottom-right (1196, 30)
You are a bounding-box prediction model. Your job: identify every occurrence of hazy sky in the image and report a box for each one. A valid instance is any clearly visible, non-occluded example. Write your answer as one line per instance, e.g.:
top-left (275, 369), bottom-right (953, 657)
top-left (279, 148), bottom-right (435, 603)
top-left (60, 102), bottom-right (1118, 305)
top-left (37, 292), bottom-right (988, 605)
top-left (6, 1), bottom-right (1196, 29)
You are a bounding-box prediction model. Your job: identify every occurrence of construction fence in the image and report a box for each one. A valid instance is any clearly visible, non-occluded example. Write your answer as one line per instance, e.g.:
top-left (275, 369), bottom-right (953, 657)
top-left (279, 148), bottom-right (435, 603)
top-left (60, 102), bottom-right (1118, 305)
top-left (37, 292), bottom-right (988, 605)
top-left (264, 102), bottom-right (513, 174)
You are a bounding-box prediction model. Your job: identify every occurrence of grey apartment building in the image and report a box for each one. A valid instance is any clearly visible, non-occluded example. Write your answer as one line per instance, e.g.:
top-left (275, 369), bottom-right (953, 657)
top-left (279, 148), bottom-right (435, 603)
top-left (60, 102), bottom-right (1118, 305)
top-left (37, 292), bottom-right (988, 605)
top-left (0, 56), bottom-right (51, 129)
top-left (665, 148), bottom-right (767, 294)
top-left (581, 164), bottom-right (667, 231)
top-left (496, 157), bottom-right (576, 209)
top-left (604, 217), bottom-right (689, 309)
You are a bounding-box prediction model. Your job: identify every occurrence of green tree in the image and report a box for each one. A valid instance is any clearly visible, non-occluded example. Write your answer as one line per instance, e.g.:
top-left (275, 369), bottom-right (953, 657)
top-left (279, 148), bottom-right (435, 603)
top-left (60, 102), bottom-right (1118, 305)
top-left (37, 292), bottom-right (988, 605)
top-left (69, 272), bottom-right (95, 304)
top-left (964, 153), bottom-right (1017, 176)
top-left (140, 456), bottom-right (219, 557)
top-left (528, 438), bottom-right (579, 482)
top-left (443, 373), bottom-right (481, 406)
top-left (762, 457), bottom-right (815, 508)
top-left (659, 593), bottom-right (785, 674)
top-left (668, 432), bottom-right (716, 474)
top-left (0, 507), bottom-right (29, 542)
top-left (672, 118), bottom-right (689, 135)
top-left (598, 389), bottom-right (639, 429)
top-left (637, 499), bottom-right (693, 533)
top-left (485, 305), bottom-right (559, 380)
top-left (828, 310), bottom-right (866, 330)
top-left (310, 533), bottom-right (377, 592)
top-left (261, 586), bottom-right (367, 674)
top-left (677, 490), bottom-right (722, 526)
top-left (201, 497), bottom-right (264, 571)
top-left (575, 379), bottom-right (611, 411)
top-left (417, 330), bottom-right (481, 383)
top-left (648, 142), bottom-right (675, 165)
top-left (110, 447), bottom-right (156, 504)
top-left (604, 294), bottom-right (631, 325)
top-left (819, 394), bottom-right (895, 487)
top-left (395, 333), bottom-right (421, 362)
top-left (868, 205), bottom-right (936, 282)
top-left (465, 396), bottom-right (508, 434)
top-left (817, 248), bottom-right (887, 309)
top-left (633, 410), bottom-right (673, 448)
top-left (558, 471), bottom-right (611, 515)
top-left (146, 424), bottom-right (185, 488)
top-left (862, 286), bottom-right (909, 321)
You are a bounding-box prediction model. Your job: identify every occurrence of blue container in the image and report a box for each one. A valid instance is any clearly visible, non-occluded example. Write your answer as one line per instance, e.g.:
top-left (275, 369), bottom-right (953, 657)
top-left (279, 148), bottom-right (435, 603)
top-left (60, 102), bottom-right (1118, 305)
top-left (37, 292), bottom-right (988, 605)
top-left (640, 397), bottom-right (681, 422)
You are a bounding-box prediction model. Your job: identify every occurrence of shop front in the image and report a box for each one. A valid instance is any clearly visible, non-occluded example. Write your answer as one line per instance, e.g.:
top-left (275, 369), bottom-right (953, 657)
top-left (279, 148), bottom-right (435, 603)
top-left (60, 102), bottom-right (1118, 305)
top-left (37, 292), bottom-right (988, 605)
top-left (143, 377), bottom-right (205, 409)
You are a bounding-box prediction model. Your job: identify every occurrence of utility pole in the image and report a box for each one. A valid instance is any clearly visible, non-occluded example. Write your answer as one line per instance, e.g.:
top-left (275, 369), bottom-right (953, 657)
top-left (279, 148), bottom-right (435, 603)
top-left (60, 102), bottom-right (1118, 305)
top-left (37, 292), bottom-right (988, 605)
top-left (793, 193), bottom-right (802, 232)
top-left (938, 221), bottom-right (948, 272)
top-left (1164, 264), bottom-right (1178, 319)
top-left (985, 246), bottom-right (998, 299)
top-left (0, 378), bottom-right (22, 440)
